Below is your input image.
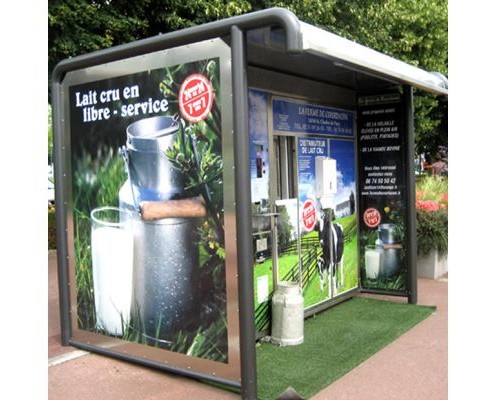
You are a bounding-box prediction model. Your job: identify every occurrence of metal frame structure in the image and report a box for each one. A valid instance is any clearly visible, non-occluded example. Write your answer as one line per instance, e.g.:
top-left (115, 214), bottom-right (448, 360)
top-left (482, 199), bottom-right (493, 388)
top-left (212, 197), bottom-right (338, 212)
top-left (52, 8), bottom-right (447, 399)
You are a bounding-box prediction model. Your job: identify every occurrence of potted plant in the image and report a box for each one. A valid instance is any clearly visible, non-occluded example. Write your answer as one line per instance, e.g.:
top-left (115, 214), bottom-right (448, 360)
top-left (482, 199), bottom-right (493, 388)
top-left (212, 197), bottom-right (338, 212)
top-left (415, 176), bottom-right (448, 279)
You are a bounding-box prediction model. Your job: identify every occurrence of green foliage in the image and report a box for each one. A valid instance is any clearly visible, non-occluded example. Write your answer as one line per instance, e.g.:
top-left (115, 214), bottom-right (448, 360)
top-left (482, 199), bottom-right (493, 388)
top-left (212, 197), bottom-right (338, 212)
top-left (416, 175), bottom-right (448, 200)
top-left (171, 316), bottom-right (228, 361)
top-left (72, 146), bottom-right (125, 329)
top-left (48, 205), bottom-right (57, 249)
top-left (326, 0), bottom-right (447, 72)
top-left (50, 1), bottom-right (447, 152)
top-left (251, 0), bottom-right (448, 155)
top-left (73, 146), bottom-right (125, 210)
top-left (253, 0), bottom-right (338, 27)
top-left (48, 0), bottom-right (251, 97)
top-left (49, 0), bottom-right (148, 92)
top-left (328, 0), bottom-right (448, 156)
top-left (416, 176), bottom-right (448, 256)
top-left (48, 104), bottom-right (53, 164)
top-left (416, 208), bottom-right (448, 256)
top-left (277, 205), bottom-right (294, 247)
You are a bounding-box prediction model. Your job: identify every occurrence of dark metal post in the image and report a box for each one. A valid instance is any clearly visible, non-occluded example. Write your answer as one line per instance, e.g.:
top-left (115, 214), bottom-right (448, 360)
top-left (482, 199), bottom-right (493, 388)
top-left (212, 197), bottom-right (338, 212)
top-left (231, 26), bottom-right (257, 399)
top-left (404, 86), bottom-right (418, 304)
top-left (51, 80), bottom-right (72, 345)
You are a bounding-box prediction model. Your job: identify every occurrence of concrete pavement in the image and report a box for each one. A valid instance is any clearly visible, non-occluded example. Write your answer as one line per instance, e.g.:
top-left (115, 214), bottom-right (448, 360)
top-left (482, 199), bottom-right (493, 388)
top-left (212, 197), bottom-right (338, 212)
top-left (48, 250), bottom-right (447, 399)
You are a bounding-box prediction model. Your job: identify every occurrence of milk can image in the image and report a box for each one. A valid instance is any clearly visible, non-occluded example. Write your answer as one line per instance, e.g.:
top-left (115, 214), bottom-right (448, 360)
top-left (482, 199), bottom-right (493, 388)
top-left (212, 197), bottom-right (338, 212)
top-left (119, 115), bottom-right (205, 345)
top-left (122, 115), bottom-right (184, 202)
top-left (375, 223), bottom-right (402, 278)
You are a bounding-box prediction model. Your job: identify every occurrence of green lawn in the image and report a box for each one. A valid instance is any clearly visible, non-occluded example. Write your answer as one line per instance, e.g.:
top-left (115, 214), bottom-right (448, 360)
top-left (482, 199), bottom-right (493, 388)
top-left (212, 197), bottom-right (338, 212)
top-left (254, 214), bottom-right (358, 310)
top-left (303, 234), bottom-right (358, 308)
top-left (257, 298), bottom-right (436, 400)
top-left (254, 252), bottom-right (301, 309)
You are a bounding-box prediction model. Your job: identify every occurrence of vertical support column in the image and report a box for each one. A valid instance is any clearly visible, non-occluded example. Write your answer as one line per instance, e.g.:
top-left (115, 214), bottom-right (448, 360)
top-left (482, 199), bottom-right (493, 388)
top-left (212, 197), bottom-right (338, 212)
top-left (231, 26), bottom-right (258, 399)
top-left (52, 79), bottom-right (72, 345)
top-left (271, 213), bottom-right (279, 290)
top-left (404, 86), bottom-right (418, 304)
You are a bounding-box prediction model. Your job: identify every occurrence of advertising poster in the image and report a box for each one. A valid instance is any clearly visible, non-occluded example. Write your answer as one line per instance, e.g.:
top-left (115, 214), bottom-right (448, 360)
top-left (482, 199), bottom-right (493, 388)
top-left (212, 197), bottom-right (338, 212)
top-left (357, 93), bottom-right (408, 293)
top-left (67, 51), bottom-right (236, 371)
top-left (272, 97), bottom-right (358, 309)
top-left (248, 89), bottom-right (269, 205)
top-left (251, 95), bottom-right (359, 332)
top-left (296, 137), bottom-right (358, 307)
top-left (248, 89), bottom-right (275, 334)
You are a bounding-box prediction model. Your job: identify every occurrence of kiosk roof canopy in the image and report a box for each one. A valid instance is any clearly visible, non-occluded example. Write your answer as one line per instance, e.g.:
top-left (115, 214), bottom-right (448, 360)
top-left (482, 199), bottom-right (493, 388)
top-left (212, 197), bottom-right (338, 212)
top-left (298, 22), bottom-right (448, 96)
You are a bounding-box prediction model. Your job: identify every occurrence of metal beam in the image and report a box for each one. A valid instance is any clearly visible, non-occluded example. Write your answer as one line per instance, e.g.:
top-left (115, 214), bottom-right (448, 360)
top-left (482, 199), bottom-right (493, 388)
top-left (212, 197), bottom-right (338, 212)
top-left (231, 25), bottom-right (257, 400)
top-left (404, 86), bottom-right (418, 304)
top-left (51, 7), bottom-right (303, 86)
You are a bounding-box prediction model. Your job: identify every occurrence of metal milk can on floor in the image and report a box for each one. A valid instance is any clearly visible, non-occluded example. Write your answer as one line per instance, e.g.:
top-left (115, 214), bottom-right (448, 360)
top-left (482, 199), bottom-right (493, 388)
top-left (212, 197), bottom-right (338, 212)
top-left (271, 281), bottom-right (304, 346)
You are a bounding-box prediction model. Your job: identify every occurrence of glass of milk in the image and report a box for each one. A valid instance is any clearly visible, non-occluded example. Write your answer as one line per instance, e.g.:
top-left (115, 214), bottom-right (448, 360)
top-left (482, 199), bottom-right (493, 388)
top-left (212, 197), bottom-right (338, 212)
top-left (365, 245), bottom-right (382, 279)
top-left (91, 206), bottom-right (134, 336)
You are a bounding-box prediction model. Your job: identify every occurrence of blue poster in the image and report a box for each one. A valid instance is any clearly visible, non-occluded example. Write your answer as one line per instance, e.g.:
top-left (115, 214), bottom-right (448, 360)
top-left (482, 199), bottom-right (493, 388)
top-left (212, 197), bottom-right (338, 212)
top-left (249, 89), bottom-right (269, 204)
top-left (273, 98), bottom-right (354, 137)
top-left (297, 138), bottom-right (356, 215)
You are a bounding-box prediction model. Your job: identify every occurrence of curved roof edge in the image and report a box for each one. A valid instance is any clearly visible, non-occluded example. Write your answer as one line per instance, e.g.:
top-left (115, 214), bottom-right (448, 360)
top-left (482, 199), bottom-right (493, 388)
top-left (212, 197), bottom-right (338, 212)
top-left (299, 22), bottom-right (448, 96)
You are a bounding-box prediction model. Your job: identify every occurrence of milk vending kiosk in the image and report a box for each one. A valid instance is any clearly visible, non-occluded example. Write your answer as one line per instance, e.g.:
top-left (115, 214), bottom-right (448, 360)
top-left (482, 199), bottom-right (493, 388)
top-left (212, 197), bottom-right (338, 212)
top-left (52, 8), bottom-right (447, 399)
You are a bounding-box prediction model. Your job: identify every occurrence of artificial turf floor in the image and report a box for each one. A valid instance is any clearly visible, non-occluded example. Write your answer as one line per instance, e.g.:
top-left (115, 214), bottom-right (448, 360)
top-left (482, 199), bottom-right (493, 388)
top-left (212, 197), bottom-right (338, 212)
top-left (256, 297), bottom-right (435, 399)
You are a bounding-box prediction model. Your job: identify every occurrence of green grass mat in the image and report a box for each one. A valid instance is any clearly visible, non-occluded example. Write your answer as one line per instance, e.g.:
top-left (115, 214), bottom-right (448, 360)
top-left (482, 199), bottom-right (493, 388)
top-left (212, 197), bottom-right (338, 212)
top-left (256, 297), bottom-right (435, 399)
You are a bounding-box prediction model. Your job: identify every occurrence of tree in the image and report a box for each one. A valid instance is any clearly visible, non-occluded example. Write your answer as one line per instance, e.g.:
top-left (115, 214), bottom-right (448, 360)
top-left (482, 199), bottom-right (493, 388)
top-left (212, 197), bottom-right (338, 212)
top-left (49, 1), bottom-right (148, 89)
top-left (49, 0), bottom-right (447, 155)
top-left (49, 0), bottom-right (251, 96)
top-left (277, 205), bottom-right (294, 247)
top-left (329, 0), bottom-right (448, 158)
top-left (250, 0), bottom-right (448, 156)
top-left (48, 104), bottom-right (53, 164)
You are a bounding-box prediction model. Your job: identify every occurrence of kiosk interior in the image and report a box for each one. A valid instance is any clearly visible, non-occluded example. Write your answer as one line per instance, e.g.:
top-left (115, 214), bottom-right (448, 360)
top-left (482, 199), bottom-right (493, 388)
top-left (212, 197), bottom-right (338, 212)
top-left (52, 7), bottom-right (448, 400)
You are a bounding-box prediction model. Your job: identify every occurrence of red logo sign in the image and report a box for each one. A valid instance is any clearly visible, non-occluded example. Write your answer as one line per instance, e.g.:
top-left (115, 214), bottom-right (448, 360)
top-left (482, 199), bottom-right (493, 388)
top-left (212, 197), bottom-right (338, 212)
top-left (302, 199), bottom-right (317, 232)
top-left (178, 74), bottom-right (214, 123)
top-left (363, 208), bottom-right (381, 228)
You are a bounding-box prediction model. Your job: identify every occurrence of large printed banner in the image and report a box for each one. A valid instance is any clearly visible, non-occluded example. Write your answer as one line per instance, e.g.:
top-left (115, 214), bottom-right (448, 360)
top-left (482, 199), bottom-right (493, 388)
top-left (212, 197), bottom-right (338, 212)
top-left (251, 94), bottom-right (359, 333)
top-left (297, 137), bottom-right (358, 306)
top-left (249, 89), bottom-right (269, 205)
top-left (61, 39), bottom-right (240, 381)
top-left (357, 93), bottom-right (408, 293)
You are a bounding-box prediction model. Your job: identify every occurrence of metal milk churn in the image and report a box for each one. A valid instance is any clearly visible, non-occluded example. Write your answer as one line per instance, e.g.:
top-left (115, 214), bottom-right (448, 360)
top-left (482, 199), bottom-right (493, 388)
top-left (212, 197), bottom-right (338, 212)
top-left (271, 281), bottom-right (304, 346)
top-left (119, 115), bottom-right (202, 346)
top-left (376, 223), bottom-right (402, 278)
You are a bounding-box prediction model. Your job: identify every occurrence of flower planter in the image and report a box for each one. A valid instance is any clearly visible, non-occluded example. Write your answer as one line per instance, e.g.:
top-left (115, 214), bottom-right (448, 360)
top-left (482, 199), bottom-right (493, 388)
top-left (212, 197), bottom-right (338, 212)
top-left (417, 249), bottom-right (448, 279)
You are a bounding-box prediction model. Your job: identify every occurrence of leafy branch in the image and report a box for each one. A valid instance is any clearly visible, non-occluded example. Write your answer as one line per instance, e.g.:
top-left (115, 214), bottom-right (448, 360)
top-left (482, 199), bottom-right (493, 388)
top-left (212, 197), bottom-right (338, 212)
top-left (165, 121), bottom-right (224, 245)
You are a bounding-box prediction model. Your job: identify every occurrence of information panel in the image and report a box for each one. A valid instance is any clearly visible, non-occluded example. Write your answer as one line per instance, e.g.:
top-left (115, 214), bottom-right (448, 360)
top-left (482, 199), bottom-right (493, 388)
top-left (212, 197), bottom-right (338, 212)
top-left (272, 98), bottom-right (354, 137)
top-left (357, 93), bottom-right (408, 294)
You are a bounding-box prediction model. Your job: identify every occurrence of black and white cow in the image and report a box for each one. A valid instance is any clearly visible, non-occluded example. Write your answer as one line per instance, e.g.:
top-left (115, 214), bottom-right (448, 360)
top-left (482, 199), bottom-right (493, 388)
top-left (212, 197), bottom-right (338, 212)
top-left (317, 214), bottom-right (344, 295)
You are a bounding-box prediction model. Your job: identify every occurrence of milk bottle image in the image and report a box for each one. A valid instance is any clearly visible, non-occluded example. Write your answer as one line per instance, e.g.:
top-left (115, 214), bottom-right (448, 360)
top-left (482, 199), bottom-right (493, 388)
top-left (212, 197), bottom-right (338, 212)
top-left (91, 207), bottom-right (134, 336)
top-left (364, 245), bottom-right (382, 279)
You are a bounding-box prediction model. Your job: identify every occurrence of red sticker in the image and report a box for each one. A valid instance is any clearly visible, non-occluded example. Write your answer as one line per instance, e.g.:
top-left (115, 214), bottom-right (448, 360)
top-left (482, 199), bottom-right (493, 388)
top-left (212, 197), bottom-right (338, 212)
top-left (363, 208), bottom-right (381, 228)
top-left (178, 74), bottom-right (214, 123)
top-left (302, 199), bottom-right (317, 232)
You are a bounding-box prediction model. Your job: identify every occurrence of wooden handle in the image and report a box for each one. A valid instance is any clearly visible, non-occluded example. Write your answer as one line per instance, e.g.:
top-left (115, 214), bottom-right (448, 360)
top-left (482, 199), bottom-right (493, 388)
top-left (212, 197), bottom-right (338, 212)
top-left (382, 243), bottom-right (403, 250)
top-left (140, 196), bottom-right (206, 221)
